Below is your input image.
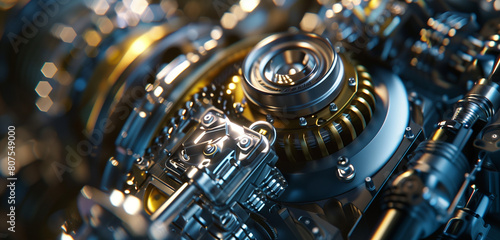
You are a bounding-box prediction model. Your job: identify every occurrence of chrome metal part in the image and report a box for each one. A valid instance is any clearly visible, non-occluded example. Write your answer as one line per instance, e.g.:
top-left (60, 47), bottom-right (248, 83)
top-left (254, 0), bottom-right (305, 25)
top-left (2, 1), bottom-right (500, 240)
top-left (242, 32), bottom-right (345, 117)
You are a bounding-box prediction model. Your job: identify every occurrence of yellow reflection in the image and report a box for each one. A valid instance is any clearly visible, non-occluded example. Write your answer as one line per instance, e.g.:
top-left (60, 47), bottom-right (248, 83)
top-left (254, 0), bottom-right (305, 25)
top-left (87, 25), bottom-right (169, 132)
top-left (130, 38), bottom-right (149, 55)
top-left (144, 185), bottom-right (169, 215)
top-left (232, 75), bottom-right (240, 83)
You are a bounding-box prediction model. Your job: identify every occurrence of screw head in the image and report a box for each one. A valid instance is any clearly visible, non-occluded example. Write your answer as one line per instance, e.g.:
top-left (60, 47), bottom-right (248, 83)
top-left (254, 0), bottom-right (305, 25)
top-left (299, 117), bottom-right (307, 126)
top-left (365, 177), bottom-right (375, 191)
top-left (329, 102), bottom-right (338, 112)
top-left (337, 156), bottom-right (349, 167)
top-left (404, 127), bottom-right (415, 139)
top-left (266, 114), bottom-right (274, 124)
top-left (180, 149), bottom-right (190, 161)
top-left (203, 144), bottom-right (217, 156)
top-left (239, 136), bottom-right (252, 148)
top-left (337, 156), bottom-right (355, 181)
top-left (234, 103), bottom-right (244, 113)
top-left (348, 77), bottom-right (356, 86)
top-left (203, 113), bottom-right (214, 124)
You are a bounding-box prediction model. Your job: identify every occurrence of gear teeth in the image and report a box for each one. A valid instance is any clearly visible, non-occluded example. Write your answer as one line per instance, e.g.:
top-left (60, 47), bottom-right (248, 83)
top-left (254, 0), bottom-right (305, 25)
top-left (261, 167), bottom-right (288, 199)
top-left (244, 191), bottom-right (267, 212)
top-left (280, 66), bottom-right (376, 163)
top-left (144, 83), bottom-right (236, 168)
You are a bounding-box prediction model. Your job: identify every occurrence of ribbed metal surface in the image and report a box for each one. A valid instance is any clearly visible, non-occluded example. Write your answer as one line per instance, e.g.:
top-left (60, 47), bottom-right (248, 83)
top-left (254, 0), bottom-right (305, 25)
top-left (277, 64), bottom-right (376, 162)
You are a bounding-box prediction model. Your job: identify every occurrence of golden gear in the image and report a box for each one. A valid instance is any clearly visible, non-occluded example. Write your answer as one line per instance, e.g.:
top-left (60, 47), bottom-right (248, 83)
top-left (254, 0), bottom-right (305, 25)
top-left (230, 57), bottom-right (376, 163)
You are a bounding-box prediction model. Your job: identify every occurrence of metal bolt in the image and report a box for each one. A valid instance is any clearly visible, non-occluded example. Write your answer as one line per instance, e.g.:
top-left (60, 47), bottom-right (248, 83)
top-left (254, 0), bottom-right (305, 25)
top-left (136, 157), bottom-right (149, 166)
top-left (204, 144), bottom-right (217, 156)
top-left (348, 77), bottom-right (356, 86)
top-left (220, 215), bottom-right (228, 225)
top-left (404, 127), bottom-right (414, 139)
top-left (299, 117), bottom-right (307, 126)
top-left (181, 149), bottom-right (190, 161)
top-left (110, 157), bottom-right (119, 167)
top-left (239, 136), bottom-right (252, 148)
top-left (185, 101), bottom-right (193, 110)
top-left (329, 102), bottom-right (338, 112)
top-left (337, 156), bottom-right (355, 181)
top-left (365, 177), bottom-right (375, 191)
top-left (178, 108), bottom-right (187, 117)
top-left (337, 156), bottom-right (349, 166)
top-left (234, 102), bottom-right (244, 113)
top-left (266, 114), bottom-right (274, 124)
top-left (203, 113), bottom-right (214, 124)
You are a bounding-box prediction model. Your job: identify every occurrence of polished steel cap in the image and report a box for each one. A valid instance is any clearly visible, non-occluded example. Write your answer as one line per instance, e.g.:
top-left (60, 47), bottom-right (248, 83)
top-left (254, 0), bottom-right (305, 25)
top-left (242, 32), bottom-right (344, 117)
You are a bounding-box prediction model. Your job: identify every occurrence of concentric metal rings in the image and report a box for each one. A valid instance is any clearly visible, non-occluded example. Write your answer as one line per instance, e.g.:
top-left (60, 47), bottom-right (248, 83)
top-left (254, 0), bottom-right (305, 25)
top-left (242, 32), bottom-right (345, 117)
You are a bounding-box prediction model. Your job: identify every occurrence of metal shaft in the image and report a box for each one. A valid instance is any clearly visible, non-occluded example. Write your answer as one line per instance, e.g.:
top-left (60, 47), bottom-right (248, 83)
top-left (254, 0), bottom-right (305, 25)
top-left (370, 77), bottom-right (500, 240)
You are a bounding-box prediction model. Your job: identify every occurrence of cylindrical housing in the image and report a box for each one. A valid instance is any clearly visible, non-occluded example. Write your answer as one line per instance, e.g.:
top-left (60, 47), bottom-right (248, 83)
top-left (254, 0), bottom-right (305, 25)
top-left (242, 32), bottom-right (344, 118)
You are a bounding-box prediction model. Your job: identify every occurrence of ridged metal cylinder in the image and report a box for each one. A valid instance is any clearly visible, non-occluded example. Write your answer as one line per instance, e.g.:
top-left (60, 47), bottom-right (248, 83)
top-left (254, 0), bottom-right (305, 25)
top-left (242, 32), bottom-right (345, 118)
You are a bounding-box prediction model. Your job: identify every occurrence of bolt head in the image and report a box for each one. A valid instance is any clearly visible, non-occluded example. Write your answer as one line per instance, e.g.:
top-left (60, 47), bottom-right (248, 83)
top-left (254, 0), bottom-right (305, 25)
top-left (234, 103), bottom-right (244, 113)
top-left (404, 126), bottom-right (415, 139)
top-left (336, 156), bottom-right (355, 181)
top-left (266, 114), bottom-right (274, 124)
top-left (299, 117), bottom-right (307, 126)
top-left (348, 77), bottom-right (356, 86)
top-left (239, 136), bottom-right (252, 148)
top-left (204, 144), bottom-right (217, 156)
top-left (329, 103), bottom-right (338, 112)
top-left (337, 156), bottom-right (349, 166)
top-left (203, 113), bottom-right (214, 124)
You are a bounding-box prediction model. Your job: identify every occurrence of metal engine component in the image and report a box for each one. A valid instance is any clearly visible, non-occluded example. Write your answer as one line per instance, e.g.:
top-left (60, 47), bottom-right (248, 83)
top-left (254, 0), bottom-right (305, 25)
top-left (242, 32), bottom-right (346, 117)
top-left (369, 75), bottom-right (500, 240)
top-left (70, 103), bottom-right (287, 239)
top-left (241, 33), bottom-right (377, 163)
top-left (2, 1), bottom-right (500, 240)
